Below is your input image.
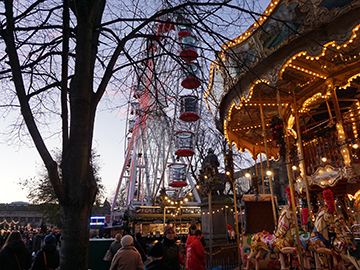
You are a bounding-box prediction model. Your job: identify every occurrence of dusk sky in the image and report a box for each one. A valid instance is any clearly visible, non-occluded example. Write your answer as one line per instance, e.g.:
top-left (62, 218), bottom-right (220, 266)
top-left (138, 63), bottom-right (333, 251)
top-left (0, 0), bottom-right (270, 204)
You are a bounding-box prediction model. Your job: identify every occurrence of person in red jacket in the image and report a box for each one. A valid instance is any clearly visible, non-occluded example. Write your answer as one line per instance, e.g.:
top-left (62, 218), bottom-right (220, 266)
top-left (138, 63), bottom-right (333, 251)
top-left (185, 229), bottom-right (206, 270)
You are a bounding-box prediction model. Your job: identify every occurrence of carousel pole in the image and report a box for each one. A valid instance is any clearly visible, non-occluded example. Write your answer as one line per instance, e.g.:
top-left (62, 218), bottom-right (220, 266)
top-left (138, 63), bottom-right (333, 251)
top-left (259, 91), bottom-right (278, 226)
top-left (227, 137), bottom-right (242, 268)
top-left (253, 147), bottom-right (260, 193)
top-left (259, 152), bottom-right (266, 194)
top-left (232, 170), bottom-right (242, 268)
top-left (292, 84), bottom-right (312, 224)
top-left (277, 89), bottom-right (304, 270)
top-left (163, 206), bottom-right (166, 227)
top-left (209, 190), bottom-right (213, 270)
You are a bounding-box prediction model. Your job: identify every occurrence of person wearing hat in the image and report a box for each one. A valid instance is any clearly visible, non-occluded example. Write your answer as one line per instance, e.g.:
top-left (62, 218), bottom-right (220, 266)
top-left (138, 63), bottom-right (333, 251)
top-left (145, 242), bottom-right (171, 270)
top-left (30, 234), bottom-right (60, 270)
top-left (161, 225), bottom-right (185, 270)
top-left (188, 224), bottom-right (206, 247)
top-left (185, 229), bottom-right (206, 270)
top-left (110, 235), bottom-right (144, 270)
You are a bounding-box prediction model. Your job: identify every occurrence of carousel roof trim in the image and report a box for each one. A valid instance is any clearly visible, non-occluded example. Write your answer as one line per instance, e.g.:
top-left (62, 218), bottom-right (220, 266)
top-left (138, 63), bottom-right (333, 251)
top-left (224, 23), bottom-right (360, 157)
top-left (221, 0), bottom-right (280, 55)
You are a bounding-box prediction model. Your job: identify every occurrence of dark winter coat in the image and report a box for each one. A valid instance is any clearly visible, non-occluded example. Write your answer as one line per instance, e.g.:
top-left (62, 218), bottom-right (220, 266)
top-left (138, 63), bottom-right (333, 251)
top-left (145, 258), bottom-right (172, 270)
top-left (109, 241), bottom-right (122, 259)
top-left (0, 240), bottom-right (32, 270)
top-left (32, 234), bottom-right (43, 253)
top-left (185, 235), bottom-right (205, 270)
top-left (161, 237), bottom-right (184, 270)
top-left (134, 239), bottom-right (147, 262)
top-left (30, 243), bottom-right (59, 270)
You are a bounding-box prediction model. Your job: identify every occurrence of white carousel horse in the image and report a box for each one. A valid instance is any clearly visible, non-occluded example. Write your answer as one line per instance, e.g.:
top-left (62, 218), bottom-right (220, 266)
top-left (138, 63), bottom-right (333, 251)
top-left (308, 206), bottom-right (338, 269)
top-left (244, 205), bottom-right (296, 270)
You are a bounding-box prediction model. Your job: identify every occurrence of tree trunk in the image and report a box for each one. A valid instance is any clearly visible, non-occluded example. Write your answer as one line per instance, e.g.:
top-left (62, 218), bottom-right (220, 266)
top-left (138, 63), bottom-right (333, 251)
top-left (60, 201), bottom-right (93, 270)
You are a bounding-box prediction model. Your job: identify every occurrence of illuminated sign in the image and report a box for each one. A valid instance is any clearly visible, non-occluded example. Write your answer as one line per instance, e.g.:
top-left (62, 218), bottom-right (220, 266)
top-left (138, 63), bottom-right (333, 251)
top-left (90, 216), bottom-right (106, 226)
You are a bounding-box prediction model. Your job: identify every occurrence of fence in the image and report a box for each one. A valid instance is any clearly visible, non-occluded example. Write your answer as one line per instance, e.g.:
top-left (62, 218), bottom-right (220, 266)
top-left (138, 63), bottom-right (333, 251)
top-left (180, 242), bottom-right (239, 270)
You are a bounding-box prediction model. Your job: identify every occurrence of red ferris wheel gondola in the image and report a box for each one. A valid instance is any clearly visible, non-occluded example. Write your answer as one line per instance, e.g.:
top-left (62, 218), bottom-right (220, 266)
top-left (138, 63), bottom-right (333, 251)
top-left (181, 62), bottom-right (201, 89)
top-left (168, 163), bottom-right (187, 187)
top-left (174, 130), bottom-right (195, 157)
top-left (179, 95), bottom-right (199, 122)
top-left (179, 34), bottom-right (198, 62)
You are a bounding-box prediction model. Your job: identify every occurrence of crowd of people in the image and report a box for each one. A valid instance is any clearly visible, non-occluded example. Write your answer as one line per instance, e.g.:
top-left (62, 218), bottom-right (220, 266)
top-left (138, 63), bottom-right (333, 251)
top-left (0, 229), bottom-right (60, 270)
top-left (107, 224), bottom-right (206, 270)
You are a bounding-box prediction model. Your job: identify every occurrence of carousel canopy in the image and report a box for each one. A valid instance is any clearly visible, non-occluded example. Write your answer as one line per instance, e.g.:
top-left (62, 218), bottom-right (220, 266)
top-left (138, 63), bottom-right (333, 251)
top-left (206, 0), bottom-right (360, 160)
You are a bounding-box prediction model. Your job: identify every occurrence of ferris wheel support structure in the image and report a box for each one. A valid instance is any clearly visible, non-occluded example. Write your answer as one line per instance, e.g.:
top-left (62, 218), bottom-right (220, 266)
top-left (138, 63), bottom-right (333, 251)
top-left (111, 8), bottom-right (204, 217)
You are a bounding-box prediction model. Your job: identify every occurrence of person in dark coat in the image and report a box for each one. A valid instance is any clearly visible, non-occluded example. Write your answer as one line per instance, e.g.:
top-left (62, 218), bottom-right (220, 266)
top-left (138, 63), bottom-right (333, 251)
top-left (32, 231), bottom-right (44, 254)
top-left (0, 231), bottom-right (32, 270)
top-left (145, 242), bottom-right (171, 270)
top-left (161, 225), bottom-right (185, 270)
top-left (134, 232), bottom-right (147, 262)
top-left (30, 234), bottom-right (59, 270)
top-left (108, 233), bottom-right (122, 260)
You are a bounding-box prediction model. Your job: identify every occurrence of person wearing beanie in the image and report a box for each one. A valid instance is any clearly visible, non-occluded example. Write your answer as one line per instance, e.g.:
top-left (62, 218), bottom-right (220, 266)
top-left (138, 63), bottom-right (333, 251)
top-left (185, 229), bottom-right (206, 270)
top-left (110, 235), bottom-right (144, 270)
top-left (145, 242), bottom-right (171, 270)
top-left (30, 234), bottom-right (60, 270)
top-left (161, 225), bottom-right (185, 270)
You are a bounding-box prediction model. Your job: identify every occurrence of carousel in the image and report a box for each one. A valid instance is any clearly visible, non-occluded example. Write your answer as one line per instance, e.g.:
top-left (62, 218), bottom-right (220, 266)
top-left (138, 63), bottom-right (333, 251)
top-left (206, 0), bottom-right (360, 269)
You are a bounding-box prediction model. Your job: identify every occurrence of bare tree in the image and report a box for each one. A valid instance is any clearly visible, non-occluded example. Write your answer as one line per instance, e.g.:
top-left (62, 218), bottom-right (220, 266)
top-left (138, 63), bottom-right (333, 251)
top-left (0, 0), bottom-right (266, 269)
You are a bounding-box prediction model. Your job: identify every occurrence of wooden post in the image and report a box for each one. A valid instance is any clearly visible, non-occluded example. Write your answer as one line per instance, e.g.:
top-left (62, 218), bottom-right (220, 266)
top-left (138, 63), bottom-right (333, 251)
top-left (259, 153), bottom-right (266, 194)
top-left (277, 89), bottom-right (304, 270)
top-left (209, 191), bottom-right (213, 270)
top-left (259, 91), bottom-right (278, 226)
top-left (233, 178), bottom-right (242, 268)
top-left (253, 148), bottom-right (260, 194)
top-left (292, 85), bottom-right (312, 223)
top-left (163, 206), bottom-right (166, 227)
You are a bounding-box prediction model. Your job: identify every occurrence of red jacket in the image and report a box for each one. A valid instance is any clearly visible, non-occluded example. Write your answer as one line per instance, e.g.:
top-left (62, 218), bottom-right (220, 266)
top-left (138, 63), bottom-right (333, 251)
top-left (185, 235), bottom-right (205, 270)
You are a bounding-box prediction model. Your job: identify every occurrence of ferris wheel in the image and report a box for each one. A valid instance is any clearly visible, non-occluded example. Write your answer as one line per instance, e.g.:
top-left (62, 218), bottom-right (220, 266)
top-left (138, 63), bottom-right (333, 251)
top-left (111, 9), bottom-right (204, 214)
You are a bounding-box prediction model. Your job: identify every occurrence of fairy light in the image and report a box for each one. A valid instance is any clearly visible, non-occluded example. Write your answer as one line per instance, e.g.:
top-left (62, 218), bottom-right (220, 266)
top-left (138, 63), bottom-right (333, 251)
top-left (299, 91), bottom-right (331, 114)
top-left (339, 73), bottom-right (360, 89)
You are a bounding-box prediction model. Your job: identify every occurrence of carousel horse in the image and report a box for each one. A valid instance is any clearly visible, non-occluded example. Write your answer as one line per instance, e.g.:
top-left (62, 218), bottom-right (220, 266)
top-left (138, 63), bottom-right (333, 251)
top-left (244, 205), bottom-right (296, 270)
top-left (308, 206), bottom-right (338, 269)
top-left (332, 216), bottom-right (359, 270)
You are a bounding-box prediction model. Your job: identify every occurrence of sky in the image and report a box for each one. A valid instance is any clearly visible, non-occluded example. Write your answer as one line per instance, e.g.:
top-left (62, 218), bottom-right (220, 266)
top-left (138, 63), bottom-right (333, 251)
top-left (0, 102), bottom-right (127, 204)
top-left (0, 0), bottom-right (270, 204)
